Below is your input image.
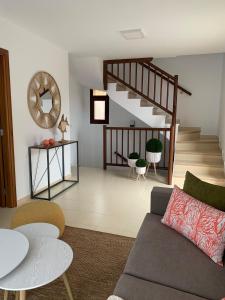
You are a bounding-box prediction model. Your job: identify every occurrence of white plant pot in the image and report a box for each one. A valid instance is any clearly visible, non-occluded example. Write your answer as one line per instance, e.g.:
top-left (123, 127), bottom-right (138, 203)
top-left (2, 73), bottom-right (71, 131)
top-left (128, 158), bottom-right (138, 168)
top-left (146, 152), bottom-right (162, 163)
top-left (136, 166), bottom-right (146, 175)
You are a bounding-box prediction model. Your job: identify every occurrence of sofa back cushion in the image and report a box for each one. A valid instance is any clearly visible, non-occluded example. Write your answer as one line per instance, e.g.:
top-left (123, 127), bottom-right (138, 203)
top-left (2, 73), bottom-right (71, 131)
top-left (150, 187), bottom-right (173, 215)
top-left (162, 186), bottom-right (225, 265)
top-left (183, 171), bottom-right (225, 211)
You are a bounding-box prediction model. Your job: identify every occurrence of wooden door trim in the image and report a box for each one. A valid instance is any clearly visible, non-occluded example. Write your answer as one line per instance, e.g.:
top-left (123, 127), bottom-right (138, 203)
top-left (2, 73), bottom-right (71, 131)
top-left (0, 124), bottom-right (5, 206)
top-left (0, 48), bottom-right (17, 207)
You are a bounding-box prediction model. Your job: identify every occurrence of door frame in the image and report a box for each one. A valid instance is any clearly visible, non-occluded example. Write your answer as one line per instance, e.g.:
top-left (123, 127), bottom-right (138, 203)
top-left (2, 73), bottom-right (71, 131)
top-left (0, 48), bottom-right (17, 207)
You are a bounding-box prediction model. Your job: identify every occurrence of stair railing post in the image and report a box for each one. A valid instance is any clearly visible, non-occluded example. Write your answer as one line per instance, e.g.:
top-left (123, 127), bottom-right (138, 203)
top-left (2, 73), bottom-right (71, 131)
top-left (171, 75), bottom-right (178, 127)
top-left (103, 61), bottom-right (107, 90)
top-left (168, 75), bottom-right (178, 185)
top-left (103, 125), bottom-right (107, 169)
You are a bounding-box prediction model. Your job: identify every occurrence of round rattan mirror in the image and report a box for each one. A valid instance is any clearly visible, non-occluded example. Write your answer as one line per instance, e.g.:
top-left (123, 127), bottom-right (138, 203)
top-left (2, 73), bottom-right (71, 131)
top-left (27, 71), bottom-right (61, 129)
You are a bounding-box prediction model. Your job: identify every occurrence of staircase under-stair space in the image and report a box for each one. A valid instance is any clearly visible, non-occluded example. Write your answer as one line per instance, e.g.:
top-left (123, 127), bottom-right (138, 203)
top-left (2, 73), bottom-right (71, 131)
top-left (173, 127), bottom-right (225, 187)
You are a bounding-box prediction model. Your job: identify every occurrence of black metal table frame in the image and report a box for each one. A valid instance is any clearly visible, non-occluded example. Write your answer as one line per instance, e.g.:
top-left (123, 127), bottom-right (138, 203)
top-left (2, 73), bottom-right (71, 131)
top-left (28, 141), bottom-right (79, 200)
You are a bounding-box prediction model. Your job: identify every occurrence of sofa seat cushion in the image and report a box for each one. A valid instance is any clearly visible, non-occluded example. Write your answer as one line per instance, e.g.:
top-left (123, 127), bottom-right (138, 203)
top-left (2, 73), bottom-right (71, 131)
top-left (124, 213), bottom-right (225, 300)
top-left (114, 274), bottom-right (209, 300)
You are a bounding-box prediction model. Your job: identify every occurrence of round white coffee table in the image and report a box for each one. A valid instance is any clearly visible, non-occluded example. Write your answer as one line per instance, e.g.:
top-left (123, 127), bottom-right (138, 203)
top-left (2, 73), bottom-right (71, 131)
top-left (0, 229), bottom-right (29, 279)
top-left (15, 223), bottom-right (59, 239)
top-left (0, 237), bottom-right (74, 300)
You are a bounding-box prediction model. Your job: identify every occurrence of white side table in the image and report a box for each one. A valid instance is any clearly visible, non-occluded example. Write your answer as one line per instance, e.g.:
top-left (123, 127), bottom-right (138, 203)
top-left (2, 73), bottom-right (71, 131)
top-left (15, 223), bottom-right (60, 239)
top-left (0, 237), bottom-right (74, 300)
top-left (0, 229), bottom-right (29, 279)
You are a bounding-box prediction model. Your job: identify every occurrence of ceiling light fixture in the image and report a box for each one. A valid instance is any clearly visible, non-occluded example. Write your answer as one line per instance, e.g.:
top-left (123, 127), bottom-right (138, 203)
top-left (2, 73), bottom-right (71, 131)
top-left (120, 29), bottom-right (145, 40)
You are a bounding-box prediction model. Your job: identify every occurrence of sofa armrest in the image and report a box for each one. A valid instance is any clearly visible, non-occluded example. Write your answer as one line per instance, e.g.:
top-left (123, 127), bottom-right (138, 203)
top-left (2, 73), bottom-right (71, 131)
top-left (150, 187), bottom-right (173, 216)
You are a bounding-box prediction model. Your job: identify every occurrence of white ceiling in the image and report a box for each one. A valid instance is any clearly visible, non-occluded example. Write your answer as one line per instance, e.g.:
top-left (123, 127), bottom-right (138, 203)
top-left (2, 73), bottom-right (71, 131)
top-left (1, 0), bottom-right (225, 59)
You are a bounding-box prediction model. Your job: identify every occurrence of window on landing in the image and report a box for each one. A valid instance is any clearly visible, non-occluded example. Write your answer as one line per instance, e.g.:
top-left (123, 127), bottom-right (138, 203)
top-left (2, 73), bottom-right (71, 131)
top-left (90, 89), bottom-right (109, 124)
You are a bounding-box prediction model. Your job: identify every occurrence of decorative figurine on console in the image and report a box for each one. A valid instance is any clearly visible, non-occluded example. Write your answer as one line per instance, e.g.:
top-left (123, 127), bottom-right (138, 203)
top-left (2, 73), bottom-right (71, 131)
top-left (58, 114), bottom-right (69, 143)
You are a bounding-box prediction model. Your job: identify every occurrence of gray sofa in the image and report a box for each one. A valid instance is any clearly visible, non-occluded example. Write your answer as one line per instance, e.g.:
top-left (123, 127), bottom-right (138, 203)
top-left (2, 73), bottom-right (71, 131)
top-left (113, 187), bottom-right (225, 300)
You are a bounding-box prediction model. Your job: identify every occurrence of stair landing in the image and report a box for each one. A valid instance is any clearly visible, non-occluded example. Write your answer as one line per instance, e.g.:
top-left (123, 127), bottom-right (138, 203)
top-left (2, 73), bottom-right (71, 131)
top-left (173, 127), bottom-right (225, 187)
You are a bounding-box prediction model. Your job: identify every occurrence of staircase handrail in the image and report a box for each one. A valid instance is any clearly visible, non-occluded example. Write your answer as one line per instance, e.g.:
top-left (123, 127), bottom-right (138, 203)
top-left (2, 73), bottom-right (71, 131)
top-left (141, 62), bottom-right (192, 96)
top-left (104, 57), bottom-right (153, 64)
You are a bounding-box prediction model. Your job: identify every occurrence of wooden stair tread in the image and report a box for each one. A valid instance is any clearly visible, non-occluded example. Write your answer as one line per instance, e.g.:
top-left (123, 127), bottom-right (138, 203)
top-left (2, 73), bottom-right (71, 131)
top-left (176, 149), bottom-right (221, 154)
top-left (175, 160), bottom-right (224, 168)
top-left (177, 138), bottom-right (219, 144)
top-left (174, 170), bottom-right (225, 180)
top-left (173, 176), bottom-right (225, 187)
top-left (179, 127), bottom-right (201, 132)
top-left (141, 103), bottom-right (153, 107)
top-left (200, 135), bottom-right (218, 140)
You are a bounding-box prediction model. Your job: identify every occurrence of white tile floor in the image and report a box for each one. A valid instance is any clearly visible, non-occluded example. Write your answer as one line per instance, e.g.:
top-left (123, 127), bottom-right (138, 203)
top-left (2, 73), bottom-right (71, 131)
top-left (0, 167), bottom-right (169, 238)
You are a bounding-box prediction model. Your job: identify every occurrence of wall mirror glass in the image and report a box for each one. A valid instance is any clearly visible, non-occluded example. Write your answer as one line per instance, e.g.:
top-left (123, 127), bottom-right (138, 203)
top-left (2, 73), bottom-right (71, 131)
top-left (40, 90), bottom-right (53, 113)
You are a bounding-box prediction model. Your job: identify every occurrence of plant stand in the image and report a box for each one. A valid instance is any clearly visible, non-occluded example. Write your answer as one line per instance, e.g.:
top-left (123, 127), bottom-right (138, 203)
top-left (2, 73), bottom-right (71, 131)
top-left (136, 174), bottom-right (146, 180)
top-left (153, 162), bottom-right (157, 174)
top-left (146, 163), bottom-right (157, 175)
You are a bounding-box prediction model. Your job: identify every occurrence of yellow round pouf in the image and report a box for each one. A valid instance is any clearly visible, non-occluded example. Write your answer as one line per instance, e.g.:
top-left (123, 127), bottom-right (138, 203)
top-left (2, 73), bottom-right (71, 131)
top-left (10, 200), bottom-right (65, 237)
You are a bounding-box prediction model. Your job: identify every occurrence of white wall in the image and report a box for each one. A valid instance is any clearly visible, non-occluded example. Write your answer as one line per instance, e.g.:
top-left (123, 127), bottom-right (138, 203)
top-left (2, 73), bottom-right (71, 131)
top-left (219, 54), bottom-right (225, 163)
top-left (69, 55), bottom-right (103, 89)
top-left (69, 62), bottom-right (84, 142)
top-left (154, 54), bottom-right (223, 134)
top-left (69, 61), bottom-right (84, 166)
top-left (0, 17), bottom-right (70, 200)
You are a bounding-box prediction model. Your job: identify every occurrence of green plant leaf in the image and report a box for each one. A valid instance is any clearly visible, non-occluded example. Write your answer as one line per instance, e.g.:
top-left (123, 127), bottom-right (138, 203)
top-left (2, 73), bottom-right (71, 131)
top-left (146, 138), bottom-right (163, 153)
top-left (136, 159), bottom-right (148, 167)
top-left (128, 152), bottom-right (140, 159)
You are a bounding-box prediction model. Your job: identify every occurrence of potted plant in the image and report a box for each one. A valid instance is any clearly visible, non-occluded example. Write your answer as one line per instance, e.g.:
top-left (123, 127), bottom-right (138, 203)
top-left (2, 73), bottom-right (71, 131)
top-left (128, 152), bottom-right (140, 168)
top-left (146, 138), bottom-right (163, 163)
top-left (135, 159), bottom-right (148, 176)
top-left (146, 138), bottom-right (163, 174)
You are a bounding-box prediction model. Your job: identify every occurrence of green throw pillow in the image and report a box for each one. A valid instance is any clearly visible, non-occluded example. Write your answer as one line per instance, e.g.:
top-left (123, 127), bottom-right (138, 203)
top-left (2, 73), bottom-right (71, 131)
top-left (183, 171), bottom-right (225, 211)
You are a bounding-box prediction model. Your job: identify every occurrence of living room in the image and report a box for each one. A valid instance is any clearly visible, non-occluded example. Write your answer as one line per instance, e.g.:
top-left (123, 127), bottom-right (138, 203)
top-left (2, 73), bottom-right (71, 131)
top-left (0, 1), bottom-right (225, 299)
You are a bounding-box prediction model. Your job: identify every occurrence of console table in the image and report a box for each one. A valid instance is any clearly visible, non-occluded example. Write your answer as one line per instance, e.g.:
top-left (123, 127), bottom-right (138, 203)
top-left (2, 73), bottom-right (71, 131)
top-left (28, 140), bottom-right (79, 200)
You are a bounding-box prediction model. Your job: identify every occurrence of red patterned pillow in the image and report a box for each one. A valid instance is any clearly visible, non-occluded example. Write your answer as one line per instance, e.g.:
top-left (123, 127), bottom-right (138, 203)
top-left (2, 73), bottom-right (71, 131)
top-left (161, 185), bottom-right (225, 265)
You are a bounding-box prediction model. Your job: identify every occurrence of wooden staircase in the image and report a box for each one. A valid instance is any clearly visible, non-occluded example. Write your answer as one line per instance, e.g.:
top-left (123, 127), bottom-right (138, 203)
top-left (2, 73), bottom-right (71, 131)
top-left (103, 58), bottom-right (225, 186)
top-left (173, 127), bottom-right (225, 187)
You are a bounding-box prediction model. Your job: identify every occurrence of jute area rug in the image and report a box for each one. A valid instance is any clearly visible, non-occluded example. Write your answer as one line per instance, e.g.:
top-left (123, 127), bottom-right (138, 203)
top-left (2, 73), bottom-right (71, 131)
top-left (1, 227), bottom-right (134, 300)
